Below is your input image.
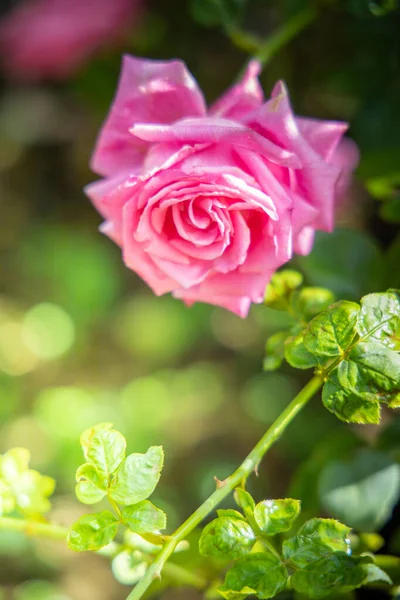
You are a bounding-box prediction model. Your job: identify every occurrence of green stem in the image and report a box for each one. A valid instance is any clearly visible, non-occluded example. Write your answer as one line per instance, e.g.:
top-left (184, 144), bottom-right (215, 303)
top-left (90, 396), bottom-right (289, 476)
top-left (225, 27), bottom-right (261, 54)
top-left (108, 494), bottom-right (123, 520)
top-left (255, 6), bottom-right (317, 67)
top-left (125, 374), bottom-right (323, 600)
top-left (227, 6), bottom-right (317, 68)
top-left (245, 512), bottom-right (281, 561)
top-left (0, 516), bottom-right (68, 541)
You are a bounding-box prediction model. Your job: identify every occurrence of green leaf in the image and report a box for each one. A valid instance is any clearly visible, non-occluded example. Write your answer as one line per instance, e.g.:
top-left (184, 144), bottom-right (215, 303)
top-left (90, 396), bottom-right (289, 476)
top-left (253, 498), bottom-right (300, 535)
top-left (264, 270), bottom-right (303, 310)
top-left (234, 489), bottom-right (255, 517)
top-left (68, 510), bottom-right (119, 552)
top-left (322, 371), bottom-right (381, 424)
top-left (356, 291), bottom-right (400, 349)
top-left (219, 587), bottom-right (255, 600)
top-left (199, 517), bottom-right (256, 559)
top-left (284, 333), bottom-right (319, 369)
top-left (12, 471), bottom-right (55, 515)
top-left (220, 552), bottom-right (288, 600)
top-left (122, 500), bottom-right (167, 534)
top-left (290, 553), bottom-right (391, 598)
top-left (111, 550), bottom-right (147, 585)
top-left (0, 448), bottom-right (30, 480)
top-left (283, 518), bottom-right (351, 569)
top-left (0, 482), bottom-right (15, 515)
top-left (290, 288), bottom-right (335, 321)
top-left (359, 562), bottom-right (392, 586)
top-left (75, 463), bottom-right (107, 504)
top-left (367, 0), bottom-right (399, 16)
top-left (290, 553), bottom-right (365, 599)
top-left (366, 173), bottom-right (400, 201)
top-left (318, 449), bottom-right (400, 532)
top-left (263, 332), bottom-right (287, 371)
top-left (389, 391), bottom-right (400, 408)
top-left (304, 301), bottom-right (360, 358)
top-left (36, 474), bottom-right (55, 498)
top-left (110, 446), bottom-right (164, 505)
top-left (80, 423), bottom-right (126, 479)
top-left (217, 509), bottom-right (245, 520)
top-left (338, 342), bottom-right (400, 402)
top-left (0, 448), bottom-right (55, 516)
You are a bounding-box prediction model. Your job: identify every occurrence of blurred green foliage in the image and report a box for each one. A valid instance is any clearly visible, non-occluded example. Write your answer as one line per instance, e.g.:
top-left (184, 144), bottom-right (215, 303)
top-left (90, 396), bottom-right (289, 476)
top-left (0, 0), bottom-right (399, 598)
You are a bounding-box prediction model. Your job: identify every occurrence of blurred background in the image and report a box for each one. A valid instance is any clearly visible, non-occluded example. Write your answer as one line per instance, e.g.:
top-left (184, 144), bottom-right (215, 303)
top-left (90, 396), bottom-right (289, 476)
top-left (0, 0), bottom-right (399, 598)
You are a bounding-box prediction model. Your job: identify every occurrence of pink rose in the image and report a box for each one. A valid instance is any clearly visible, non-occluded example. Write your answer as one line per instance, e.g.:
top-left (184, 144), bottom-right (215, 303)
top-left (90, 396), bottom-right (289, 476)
top-left (0, 0), bottom-right (140, 80)
top-left (86, 56), bottom-right (358, 317)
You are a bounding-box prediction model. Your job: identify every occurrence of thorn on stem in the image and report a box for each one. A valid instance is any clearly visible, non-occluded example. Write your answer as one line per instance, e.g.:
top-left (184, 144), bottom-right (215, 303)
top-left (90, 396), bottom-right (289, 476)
top-left (214, 476), bottom-right (226, 489)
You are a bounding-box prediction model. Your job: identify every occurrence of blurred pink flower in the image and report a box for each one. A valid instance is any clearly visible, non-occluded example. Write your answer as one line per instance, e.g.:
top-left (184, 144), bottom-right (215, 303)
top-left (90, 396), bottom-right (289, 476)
top-left (86, 56), bottom-right (359, 317)
top-left (0, 0), bottom-right (140, 80)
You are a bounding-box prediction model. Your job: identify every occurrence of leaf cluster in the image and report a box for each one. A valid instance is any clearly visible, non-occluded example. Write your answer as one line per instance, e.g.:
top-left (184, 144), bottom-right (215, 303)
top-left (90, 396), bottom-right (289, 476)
top-left (199, 489), bottom-right (391, 599)
top-left (263, 270), bottom-right (335, 371)
top-left (264, 272), bottom-right (400, 424)
top-left (67, 423), bottom-right (166, 553)
top-left (0, 447), bottom-right (55, 517)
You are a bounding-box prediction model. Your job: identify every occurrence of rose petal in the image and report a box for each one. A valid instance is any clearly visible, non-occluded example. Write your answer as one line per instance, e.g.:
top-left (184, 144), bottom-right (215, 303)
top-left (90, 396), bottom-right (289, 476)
top-left (244, 81), bottom-right (342, 231)
top-left (213, 211), bottom-right (250, 273)
top-left (131, 117), bottom-right (301, 168)
top-left (85, 172), bottom-right (136, 244)
top-left (294, 226), bottom-right (315, 255)
top-left (175, 289), bottom-right (253, 318)
top-left (85, 58), bottom-right (359, 318)
top-left (125, 198), bottom-right (191, 265)
top-left (151, 255), bottom-right (210, 289)
top-left (233, 148), bottom-right (293, 213)
top-left (297, 117), bottom-right (348, 161)
top-left (124, 248), bottom-right (178, 296)
top-left (210, 60), bottom-right (264, 120)
top-left (174, 269), bottom-right (273, 316)
top-left (122, 202), bottom-right (178, 295)
top-left (330, 137), bottom-right (360, 201)
top-left (91, 55), bottom-right (207, 177)
top-left (143, 141), bottom-right (211, 174)
top-left (290, 192), bottom-right (320, 233)
top-left (85, 171), bottom-right (133, 221)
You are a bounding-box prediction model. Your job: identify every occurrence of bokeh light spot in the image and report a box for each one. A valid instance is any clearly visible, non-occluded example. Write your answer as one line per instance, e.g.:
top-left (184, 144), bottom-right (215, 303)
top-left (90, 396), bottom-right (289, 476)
top-left (241, 373), bottom-right (299, 425)
top-left (14, 580), bottom-right (70, 600)
top-left (0, 321), bottom-right (38, 375)
top-left (22, 303), bottom-right (75, 359)
top-left (113, 296), bottom-right (200, 362)
top-left (35, 387), bottom-right (99, 440)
